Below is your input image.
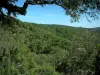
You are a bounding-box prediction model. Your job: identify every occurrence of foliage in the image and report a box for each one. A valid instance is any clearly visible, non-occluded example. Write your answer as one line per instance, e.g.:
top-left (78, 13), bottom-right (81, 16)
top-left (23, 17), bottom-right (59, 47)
top-left (0, 0), bottom-right (100, 21)
top-left (0, 15), bottom-right (100, 75)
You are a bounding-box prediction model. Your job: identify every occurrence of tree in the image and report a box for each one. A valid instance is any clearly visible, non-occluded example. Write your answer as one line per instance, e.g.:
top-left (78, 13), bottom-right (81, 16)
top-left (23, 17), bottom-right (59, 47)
top-left (94, 44), bottom-right (100, 75)
top-left (0, 0), bottom-right (100, 21)
top-left (0, 0), bottom-right (28, 15)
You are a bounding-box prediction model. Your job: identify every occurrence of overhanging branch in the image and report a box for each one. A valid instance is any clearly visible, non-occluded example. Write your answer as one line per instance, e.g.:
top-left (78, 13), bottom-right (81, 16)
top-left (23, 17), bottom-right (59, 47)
top-left (26, 0), bottom-right (67, 10)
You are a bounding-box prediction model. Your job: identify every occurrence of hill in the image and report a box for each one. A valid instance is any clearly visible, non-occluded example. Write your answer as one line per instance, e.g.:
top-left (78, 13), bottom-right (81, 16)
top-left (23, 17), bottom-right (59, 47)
top-left (0, 14), bottom-right (100, 75)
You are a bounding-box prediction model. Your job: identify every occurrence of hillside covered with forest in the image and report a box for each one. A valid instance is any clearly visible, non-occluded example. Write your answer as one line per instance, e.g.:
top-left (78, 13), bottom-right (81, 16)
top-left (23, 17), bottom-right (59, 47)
top-left (0, 14), bottom-right (100, 75)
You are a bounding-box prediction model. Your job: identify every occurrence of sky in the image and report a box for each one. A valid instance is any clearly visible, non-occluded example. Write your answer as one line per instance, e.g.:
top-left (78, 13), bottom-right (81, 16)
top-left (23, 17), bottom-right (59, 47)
top-left (16, 0), bottom-right (100, 28)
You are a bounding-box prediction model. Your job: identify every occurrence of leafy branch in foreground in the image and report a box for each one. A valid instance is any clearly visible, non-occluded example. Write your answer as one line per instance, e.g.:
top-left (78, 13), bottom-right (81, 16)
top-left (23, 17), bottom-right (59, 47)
top-left (0, 0), bottom-right (100, 21)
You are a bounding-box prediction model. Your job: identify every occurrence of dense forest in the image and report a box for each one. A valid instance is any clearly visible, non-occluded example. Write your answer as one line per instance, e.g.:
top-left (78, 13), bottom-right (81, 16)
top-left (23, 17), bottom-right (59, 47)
top-left (0, 14), bottom-right (100, 75)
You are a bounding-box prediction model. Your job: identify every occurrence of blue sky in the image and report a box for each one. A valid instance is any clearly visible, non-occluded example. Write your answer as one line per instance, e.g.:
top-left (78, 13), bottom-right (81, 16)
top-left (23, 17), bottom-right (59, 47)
top-left (16, 0), bottom-right (100, 28)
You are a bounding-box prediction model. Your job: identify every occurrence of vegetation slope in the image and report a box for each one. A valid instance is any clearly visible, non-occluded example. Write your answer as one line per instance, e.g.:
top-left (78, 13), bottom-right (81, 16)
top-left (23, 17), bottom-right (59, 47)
top-left (0, 14), bottom-right (100, 75)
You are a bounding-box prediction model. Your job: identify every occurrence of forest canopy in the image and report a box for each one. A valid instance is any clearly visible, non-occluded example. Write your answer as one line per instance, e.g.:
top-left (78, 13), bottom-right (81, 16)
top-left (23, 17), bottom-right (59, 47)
top-left (0, 15), bottom-right (100, 75)
top-left (0, 1), bottom-right (100, 75)
top-left (0, 0), bottom-right (100, 21)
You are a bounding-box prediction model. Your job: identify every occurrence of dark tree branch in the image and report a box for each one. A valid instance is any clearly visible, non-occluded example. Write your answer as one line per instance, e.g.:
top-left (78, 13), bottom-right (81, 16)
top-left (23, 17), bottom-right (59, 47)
top-left (0, 0), bottom-right (100, 21)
